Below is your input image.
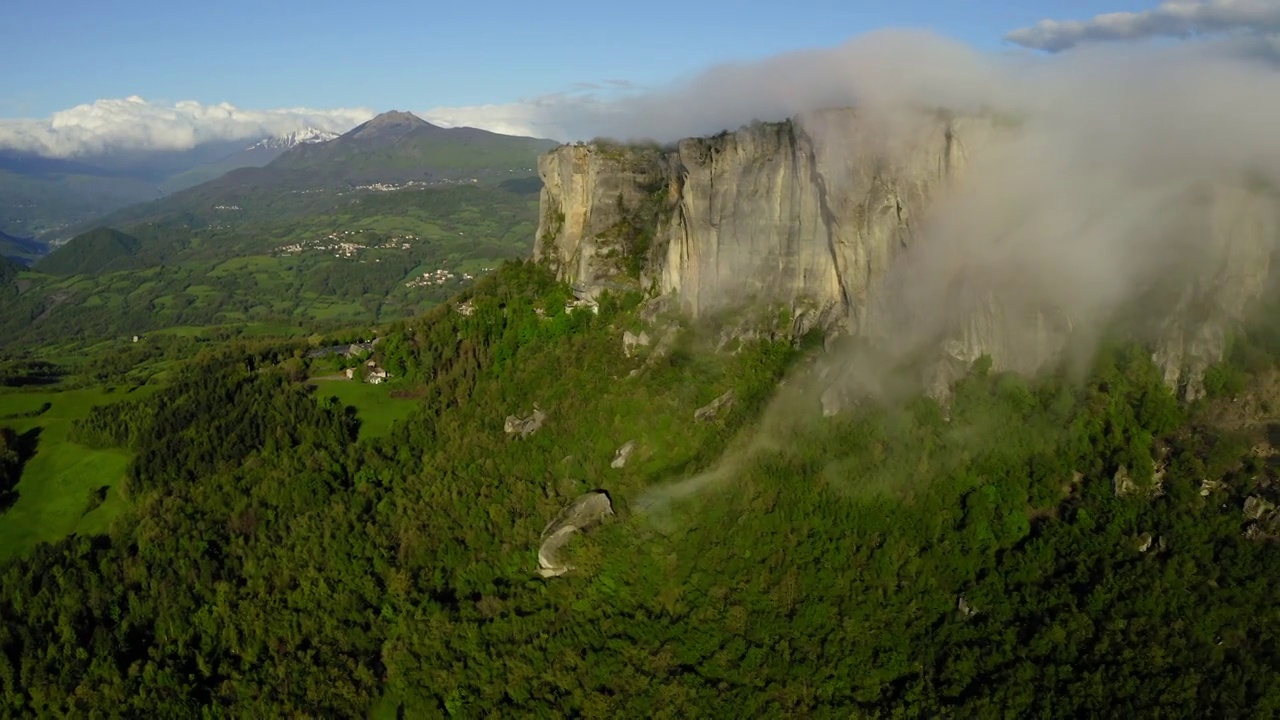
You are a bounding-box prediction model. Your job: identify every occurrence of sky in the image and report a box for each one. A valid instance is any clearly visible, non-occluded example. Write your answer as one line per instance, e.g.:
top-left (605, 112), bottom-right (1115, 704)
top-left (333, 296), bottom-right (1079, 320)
top-left (2, 0), bottom-right (1277, 155)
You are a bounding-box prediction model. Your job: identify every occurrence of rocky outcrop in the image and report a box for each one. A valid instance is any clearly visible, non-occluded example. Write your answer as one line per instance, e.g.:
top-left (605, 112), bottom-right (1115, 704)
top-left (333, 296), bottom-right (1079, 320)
top-left (622, 330), bottom-right (651, 357)
top-left (535, 109), bottom-right (1280, 399)
top-left (504, 408), bottom-right (547, 438)
top-left (1243, 494), bottom-right (1280, 541)
top-left (694, 390), bottom-right (736, 422)
top-left (537, 491), bottom-right (614, 577)
top-left (611, 440), bottom-right (636, 469)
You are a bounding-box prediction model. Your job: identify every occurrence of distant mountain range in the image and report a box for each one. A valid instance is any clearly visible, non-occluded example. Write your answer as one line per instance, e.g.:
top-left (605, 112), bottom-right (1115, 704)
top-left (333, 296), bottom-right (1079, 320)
top-left (269, 111), bottom-right (555, 185)
top-left (247, 127), bottom-right (340, 151)
top-left (156, 127), bottom-right (341, 194)
top-left (0, 113), bottom-right (551, 250)
top-left (79, 111), bottom-right (558, 233)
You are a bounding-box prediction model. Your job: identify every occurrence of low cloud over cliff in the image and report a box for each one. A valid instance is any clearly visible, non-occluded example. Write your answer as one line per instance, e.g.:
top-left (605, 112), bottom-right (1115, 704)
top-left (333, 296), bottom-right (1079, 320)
top-left (456, 25), bottom-right (1280, 150)
top-left (537, 18), bottom-right (1280, 412)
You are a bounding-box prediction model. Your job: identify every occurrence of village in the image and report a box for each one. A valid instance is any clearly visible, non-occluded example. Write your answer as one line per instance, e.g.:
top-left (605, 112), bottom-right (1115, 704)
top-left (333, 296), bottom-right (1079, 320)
top-left (274, 230), bottom-right (420, 258)
top-left (405, 267), bottom-right (473, 288)
top-left (348, 178), bottom-right (479, 192)
top-left (306, 340), bottom-right (393, 384)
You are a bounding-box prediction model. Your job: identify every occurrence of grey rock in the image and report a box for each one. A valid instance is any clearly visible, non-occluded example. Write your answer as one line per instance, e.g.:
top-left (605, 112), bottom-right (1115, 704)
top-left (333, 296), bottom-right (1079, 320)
top-left (695, 390), bottom-right (736, 422)
top-left (537, 491), bottom-right (614, 578)
top-left (1244, 495), bottom-right (1276, 521)
top-left (536, 109), bottom-right (1278, 400)
top-left (622, 330), bottom-right (651, 357)
top-left (1200, 478), bottom-right (1224, 497)
top-left (504, 408), bottom-right (547, 438)
top-left (610, 440), bottom-right (637, 469)
top-left (1113, 466), bottom-right (1139, 498)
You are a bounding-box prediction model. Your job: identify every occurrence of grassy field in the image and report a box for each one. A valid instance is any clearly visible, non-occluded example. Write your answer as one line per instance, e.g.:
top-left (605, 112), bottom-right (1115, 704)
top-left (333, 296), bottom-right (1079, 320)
top-left (0, 386), bottom-right (156, 561)
top-left (312, 379), bottom-right (417, 440)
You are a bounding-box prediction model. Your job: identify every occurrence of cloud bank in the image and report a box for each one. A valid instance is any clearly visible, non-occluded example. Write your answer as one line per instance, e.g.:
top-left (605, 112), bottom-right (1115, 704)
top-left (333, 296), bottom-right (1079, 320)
top-left (1006, 0), bottom-right (1280, 52)
top-left (0, 96), bottom-right (374, 157)
top-left (590, 18), bottom-right (1280, 505)
top-left (450, 23), bottom-right (1280, 405)
top-left (422, 31), bottom-right (1005, 143)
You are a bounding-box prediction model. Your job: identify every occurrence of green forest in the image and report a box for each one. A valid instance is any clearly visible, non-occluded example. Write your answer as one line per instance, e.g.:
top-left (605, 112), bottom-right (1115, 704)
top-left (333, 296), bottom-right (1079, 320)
top-left (0, 261), bottom-right (1277, 717)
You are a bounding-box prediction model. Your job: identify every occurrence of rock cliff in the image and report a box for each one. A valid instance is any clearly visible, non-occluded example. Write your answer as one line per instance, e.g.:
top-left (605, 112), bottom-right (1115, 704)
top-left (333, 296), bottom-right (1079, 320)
top-left (534, 109), bottom-right (1278, 399)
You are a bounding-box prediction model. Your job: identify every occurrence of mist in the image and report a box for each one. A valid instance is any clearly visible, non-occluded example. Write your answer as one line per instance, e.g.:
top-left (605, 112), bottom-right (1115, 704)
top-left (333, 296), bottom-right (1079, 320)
top-left (607, 28), bottom-right (1280, 512)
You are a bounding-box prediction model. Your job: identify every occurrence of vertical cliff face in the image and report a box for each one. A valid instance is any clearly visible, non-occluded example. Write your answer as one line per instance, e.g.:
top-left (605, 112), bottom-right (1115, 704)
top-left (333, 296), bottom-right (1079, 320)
top-left (535, 109), bottom-right (1278, 398)
top-left (534, 143), bottom-right (668, 299)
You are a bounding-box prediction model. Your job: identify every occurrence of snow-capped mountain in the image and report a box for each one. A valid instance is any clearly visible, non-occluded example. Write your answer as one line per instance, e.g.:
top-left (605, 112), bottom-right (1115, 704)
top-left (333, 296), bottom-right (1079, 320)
top-left (246, 128), bottom-right (339, 151)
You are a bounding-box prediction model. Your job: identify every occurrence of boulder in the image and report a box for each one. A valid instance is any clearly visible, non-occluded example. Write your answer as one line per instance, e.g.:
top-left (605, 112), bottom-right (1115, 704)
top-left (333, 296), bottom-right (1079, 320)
top-left (537, 491), bottom-right (614, 578)
top-left (611, 440), bottom-right (637, 469)
top-left (504, 408), bottom-right (547, 437)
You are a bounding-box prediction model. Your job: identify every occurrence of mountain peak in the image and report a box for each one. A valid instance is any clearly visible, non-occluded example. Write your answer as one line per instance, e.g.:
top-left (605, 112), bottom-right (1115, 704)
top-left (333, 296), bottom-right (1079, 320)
top-left (247, 128), bottom-right (339, 151)
top-left (371, 110), bottom-right (427, 124)
top-left (336, 111), bottom-right (440, 143)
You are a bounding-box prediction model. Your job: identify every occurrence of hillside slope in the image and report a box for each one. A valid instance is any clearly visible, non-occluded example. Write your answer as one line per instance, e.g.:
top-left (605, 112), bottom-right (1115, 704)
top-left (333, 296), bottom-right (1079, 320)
top-left (84, 111), bottom-right (555, 233)
top-left (0, 183), bottom-right (540, 348)
top-left (36, 227), bottom-right (144, 276)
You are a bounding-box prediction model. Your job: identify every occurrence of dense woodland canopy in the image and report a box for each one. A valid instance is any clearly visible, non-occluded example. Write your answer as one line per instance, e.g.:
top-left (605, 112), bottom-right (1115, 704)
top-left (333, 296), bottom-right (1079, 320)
top-left (0, 261), bottom-right (1278, 717)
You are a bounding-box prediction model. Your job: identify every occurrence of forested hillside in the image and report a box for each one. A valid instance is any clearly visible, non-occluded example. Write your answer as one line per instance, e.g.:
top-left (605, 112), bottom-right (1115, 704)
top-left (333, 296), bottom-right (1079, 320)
top-left (0, 261), bottom-right (1276, 716)
top-left (0, 184), bottom-right (540, 348)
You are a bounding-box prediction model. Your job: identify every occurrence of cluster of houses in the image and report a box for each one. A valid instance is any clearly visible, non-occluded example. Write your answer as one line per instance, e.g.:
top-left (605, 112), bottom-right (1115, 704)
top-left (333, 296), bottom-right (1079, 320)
top-left (406, 268), bottom-right (459, 288)
top-left (277, 230), bottom-right (369, 258)
top-left (343, 178), bottom-right (483, 194)
top-left (405, 265), bottom-right (488, 290)
top-left (344, 360), bottom-right (391, 384)
top-left (306, 340), bottom-right (392, 384)
top-left (276, 230), bottom-right (422, 258)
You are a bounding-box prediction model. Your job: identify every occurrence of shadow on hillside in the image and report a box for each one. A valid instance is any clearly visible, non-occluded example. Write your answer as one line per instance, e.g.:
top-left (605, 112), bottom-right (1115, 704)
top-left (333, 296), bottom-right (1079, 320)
top-left (0, 401), bottom-right (52, 421)
top-left (82, 485), bottom-right (110, 517)
top-left (0, 426), bottom-right (41, 513)
top-left (0, 361), bottom-right (65, 387)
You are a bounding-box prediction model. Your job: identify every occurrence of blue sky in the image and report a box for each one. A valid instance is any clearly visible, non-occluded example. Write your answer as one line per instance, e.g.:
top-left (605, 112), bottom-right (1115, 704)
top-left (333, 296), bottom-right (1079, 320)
top-left (2, 0), bottom-right (1157, 117)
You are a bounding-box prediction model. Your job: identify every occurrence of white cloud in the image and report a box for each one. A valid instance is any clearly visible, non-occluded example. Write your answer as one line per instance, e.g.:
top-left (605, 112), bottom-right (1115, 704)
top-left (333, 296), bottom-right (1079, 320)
top-left (420, 26), bottom-right (1280, 406)
top-left (1006, 0), bottom-right (1280, 52)
top-left (423, 31), bottom-right (1003, 144)
top-left (0, 96), bottom-right (374, 157)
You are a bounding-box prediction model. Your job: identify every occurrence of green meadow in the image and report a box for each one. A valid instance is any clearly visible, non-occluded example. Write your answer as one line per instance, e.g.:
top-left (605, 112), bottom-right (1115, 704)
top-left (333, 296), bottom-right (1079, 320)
top-left (312, 378), bottom-right (417, 440)
top-left (0, 386), bottom-right (156, 560)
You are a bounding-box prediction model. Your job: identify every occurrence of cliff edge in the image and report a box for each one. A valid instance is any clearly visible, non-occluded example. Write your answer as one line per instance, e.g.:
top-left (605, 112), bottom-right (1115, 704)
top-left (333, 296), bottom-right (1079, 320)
top-left (534, 108), bottom-right (1278, 400)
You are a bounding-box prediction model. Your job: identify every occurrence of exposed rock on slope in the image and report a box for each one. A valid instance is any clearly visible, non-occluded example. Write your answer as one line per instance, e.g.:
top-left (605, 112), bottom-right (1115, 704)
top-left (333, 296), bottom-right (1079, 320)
top-left (611, 441), bottom-right (636, 469)
top-left (534, 108), bottom-right (1279, 399)
top-left (537, 491), bottom-right (614, 577)
top-left (504, 408), bottom-right (547, 437)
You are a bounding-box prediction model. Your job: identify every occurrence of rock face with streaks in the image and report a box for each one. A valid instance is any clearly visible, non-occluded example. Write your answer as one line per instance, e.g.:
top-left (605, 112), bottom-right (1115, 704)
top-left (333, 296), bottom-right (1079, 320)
top-left (537, 491), bottom-right (614, 578)
top-left (534, 108), bottom-right (1279, 400)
